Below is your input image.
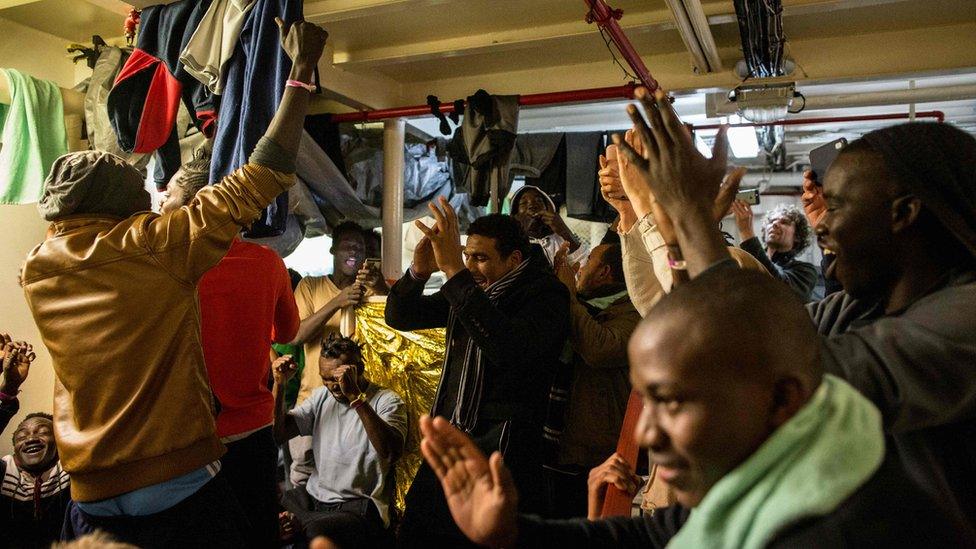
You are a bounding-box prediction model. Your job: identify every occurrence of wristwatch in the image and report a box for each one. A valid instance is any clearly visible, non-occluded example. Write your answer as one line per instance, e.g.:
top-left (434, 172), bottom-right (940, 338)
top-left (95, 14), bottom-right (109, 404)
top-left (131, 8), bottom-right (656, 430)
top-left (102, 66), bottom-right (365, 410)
top-left (350, 392), bottom-right (368, 409)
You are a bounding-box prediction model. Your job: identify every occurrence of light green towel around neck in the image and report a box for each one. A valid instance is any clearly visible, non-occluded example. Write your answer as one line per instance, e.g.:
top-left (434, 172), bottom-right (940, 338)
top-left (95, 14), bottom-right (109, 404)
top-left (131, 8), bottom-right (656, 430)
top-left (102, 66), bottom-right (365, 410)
top-left (0, 68), bottom-right (68, 204)
top-left (668, 374), bottom-right (885, 549)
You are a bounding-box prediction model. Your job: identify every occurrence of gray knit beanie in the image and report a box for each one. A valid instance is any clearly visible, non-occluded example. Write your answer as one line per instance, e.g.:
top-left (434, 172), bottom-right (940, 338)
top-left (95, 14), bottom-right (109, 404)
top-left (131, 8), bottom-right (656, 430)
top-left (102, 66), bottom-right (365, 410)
top-left (38, 151), bottom-right (150, 221)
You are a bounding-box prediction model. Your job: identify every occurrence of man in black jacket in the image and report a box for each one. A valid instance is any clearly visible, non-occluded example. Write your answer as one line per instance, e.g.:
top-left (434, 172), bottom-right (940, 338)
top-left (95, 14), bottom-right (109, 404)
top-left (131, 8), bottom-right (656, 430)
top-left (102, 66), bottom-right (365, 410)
top-left (386, 198), bottom-right (569, 548)
top-left (732, 201), bottom-right (818, 300)
top-left (416, 270), bottom-right (970, 548)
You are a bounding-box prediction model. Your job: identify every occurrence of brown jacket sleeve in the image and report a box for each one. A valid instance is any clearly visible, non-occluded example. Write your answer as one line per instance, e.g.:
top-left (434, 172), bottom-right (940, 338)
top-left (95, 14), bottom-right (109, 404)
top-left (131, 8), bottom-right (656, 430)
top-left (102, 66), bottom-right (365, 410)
top-left (139, 164), bottom-right (294, 284)
top-left (569, 299), bottom-right (640, 369)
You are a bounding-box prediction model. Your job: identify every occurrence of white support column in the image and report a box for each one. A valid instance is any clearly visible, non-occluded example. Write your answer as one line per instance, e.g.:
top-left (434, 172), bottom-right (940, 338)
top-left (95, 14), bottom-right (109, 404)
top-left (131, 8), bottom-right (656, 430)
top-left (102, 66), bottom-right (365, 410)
top-left (381, 118), bottom-right (405, 281)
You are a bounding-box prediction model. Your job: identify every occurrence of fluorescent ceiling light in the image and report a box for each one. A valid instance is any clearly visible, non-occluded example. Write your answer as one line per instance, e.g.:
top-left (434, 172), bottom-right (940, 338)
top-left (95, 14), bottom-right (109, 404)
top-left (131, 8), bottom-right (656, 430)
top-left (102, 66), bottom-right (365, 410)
top-left (728, 126), bottom-right (760, 158)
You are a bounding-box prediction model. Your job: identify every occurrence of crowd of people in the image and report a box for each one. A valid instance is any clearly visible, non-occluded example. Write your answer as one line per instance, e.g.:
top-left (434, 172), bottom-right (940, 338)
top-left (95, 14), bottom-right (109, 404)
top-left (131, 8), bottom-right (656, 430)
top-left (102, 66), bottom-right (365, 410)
top-left (2, 17), bottom-right (975, 549)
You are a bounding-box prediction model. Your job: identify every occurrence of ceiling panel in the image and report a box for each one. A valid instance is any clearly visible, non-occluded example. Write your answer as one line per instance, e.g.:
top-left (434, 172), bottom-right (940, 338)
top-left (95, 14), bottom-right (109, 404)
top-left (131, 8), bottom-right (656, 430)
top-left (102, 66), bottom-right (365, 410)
top-left (0, 0), bottom-right (126, 42)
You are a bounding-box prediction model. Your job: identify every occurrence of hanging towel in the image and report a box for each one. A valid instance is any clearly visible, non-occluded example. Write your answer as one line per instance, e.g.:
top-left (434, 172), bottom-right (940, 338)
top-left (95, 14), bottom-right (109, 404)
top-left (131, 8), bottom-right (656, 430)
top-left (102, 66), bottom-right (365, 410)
top-left (0, 68), bottom-right (68, 204)
top-left (210, 0), bottom-right (301, 238)
top-left (668, 374), bottom-right (885, 549)
top-left (180, 0), bottom-right (258, 94)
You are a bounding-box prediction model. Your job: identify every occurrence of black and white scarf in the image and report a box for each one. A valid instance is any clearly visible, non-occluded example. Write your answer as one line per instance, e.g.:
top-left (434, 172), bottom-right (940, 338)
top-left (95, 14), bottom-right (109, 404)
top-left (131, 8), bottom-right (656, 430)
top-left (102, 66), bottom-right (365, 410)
top-left (438, 258), bottom-right (534, 433)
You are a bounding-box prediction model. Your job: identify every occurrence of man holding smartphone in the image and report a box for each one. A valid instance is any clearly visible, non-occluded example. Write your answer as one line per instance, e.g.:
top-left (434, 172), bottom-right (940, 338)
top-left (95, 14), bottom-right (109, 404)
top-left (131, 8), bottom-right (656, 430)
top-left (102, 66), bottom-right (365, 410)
top-left (732, 201), bottom-right (818, 300)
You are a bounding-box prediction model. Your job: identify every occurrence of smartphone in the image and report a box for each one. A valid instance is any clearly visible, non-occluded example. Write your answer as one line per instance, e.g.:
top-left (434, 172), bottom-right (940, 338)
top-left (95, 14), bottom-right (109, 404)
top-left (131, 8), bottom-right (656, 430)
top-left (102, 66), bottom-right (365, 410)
top-left (364, 257), bottom-right (381, 270)
top-left (735, 188), bottom-right (760, 206)
top-left (809, 138), bottom-right (848, 185)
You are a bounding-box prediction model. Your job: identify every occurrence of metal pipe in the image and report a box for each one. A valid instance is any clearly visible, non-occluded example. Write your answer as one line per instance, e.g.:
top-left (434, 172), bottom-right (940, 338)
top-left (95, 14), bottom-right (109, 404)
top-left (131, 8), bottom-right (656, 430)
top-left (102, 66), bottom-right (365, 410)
top-left (692, 110), bottom-right (945, 130)
top-left (381, 118), bottom-right (406, 282)
top-left (329, 83), bottom-right (638, 123)
top-left (708, 85), bottom-right (976, 117)
top-left (584, 0), bottom-right (659, 91)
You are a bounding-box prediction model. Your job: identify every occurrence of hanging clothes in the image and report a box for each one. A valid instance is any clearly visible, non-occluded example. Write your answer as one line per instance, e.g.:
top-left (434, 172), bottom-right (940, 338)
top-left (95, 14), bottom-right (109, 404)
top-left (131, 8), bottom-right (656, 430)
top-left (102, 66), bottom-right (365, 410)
top-left (210, 0), bottom-right (301, 238)
top-left (107, 0), bottom-right (217, 190)
top-left (563, 132), bottom-right (613, 222)
top-left (0, 68), bottom-right (68, 204)
top-left (84, 47), bottom-right (150, 172)
top-left (452, 89), bottom-right (519, 208)
top-left (180, 0), bottom-right (258, 94)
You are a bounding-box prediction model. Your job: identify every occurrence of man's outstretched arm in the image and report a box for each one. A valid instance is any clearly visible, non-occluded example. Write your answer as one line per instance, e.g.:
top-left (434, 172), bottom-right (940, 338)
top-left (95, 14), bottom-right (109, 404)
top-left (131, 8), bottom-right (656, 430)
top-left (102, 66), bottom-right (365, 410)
top-left (143, 20), bottom-right (329, 283)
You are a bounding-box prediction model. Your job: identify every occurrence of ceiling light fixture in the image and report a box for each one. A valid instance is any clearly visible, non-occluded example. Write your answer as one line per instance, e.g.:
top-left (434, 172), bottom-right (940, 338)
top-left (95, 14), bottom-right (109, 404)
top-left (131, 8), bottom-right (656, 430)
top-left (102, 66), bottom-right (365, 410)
top-left (726, 83), bottom-right (805, 123)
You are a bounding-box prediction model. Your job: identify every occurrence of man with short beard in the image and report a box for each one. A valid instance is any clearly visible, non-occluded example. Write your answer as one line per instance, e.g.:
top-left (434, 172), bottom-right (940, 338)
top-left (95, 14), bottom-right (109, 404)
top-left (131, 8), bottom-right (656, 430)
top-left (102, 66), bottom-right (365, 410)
top-left (545, 243), bottom-right (639, 518)
top-left (386, 199), bottom-right (569, 547)
top-left (417, 270), bottom-right (970, 548)
top-left (732, 202), bottom-right (817, 299)
top-left (615, 87), bottom-right (976, 532)
top-left (1, 413), bottom-right (70, 549)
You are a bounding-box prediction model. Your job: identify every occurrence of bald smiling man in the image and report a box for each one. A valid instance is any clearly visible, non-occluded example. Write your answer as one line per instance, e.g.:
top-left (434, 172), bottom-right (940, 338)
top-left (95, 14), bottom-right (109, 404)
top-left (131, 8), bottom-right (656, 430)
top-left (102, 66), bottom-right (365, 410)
top-left (416, 269), bottom-right (971, 549)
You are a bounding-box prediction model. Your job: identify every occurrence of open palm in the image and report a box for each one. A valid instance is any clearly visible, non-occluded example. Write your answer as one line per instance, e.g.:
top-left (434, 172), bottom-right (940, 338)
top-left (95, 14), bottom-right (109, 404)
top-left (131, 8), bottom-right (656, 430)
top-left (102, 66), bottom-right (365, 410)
top-left (419, 415), bottom-right (518, 548)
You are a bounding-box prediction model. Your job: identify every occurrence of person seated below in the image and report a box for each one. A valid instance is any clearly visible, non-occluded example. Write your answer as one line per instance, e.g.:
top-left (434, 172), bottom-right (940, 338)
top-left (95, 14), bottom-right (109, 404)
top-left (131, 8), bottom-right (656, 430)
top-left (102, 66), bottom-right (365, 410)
top-left (510, 185), bottom-right (587, 266)
top-left (0, 334), bottom-right (35, 434)
top-left (385, 202), bottom-right (570, 547)
top-left (274, 336), bottom-right (406, 549)
top-left (544, 242), bottom-right (640, 518)
top-left (2, 413), bottom-right (70, 549)
top-left (418, 269), bottom-right (972, 548)
top-left (614, 87), bottom-right (976, 530)
top-left (732, 201), bottom-right (818, 300)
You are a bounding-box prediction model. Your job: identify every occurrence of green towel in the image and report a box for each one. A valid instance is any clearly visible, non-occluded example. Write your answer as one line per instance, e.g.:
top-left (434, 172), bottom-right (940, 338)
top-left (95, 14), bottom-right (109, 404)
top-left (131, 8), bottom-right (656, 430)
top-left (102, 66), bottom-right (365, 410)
top-left (669, 374), bottom-right (885, 549)
top-left (0, 68), bottom-right (68, 204)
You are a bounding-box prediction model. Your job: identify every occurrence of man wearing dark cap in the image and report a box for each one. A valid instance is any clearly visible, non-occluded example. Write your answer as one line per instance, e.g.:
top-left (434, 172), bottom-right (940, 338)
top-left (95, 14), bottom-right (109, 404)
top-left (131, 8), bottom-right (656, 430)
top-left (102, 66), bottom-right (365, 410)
top-left (614, 86), bottom-right (976, 532)
top-left (20, 20), bottom-right (329, 547)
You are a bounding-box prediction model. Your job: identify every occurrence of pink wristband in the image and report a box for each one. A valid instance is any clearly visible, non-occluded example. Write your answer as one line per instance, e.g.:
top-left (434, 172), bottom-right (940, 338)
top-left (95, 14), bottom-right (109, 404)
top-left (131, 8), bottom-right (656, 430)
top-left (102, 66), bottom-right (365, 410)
top-left (285, 79), bottom-right (316, 92)
top-left (667, 258), bottom-right (687, 270)
top-left (0, 390), bottom-right (18, 401)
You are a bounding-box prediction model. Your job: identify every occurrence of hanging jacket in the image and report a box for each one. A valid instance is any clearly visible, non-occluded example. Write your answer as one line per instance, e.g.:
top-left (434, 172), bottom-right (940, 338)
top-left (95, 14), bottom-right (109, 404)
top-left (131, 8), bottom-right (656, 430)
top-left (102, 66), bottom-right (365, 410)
top-left (210, 0), bottom-right (301, 238)
top-left (452, 90), bottom-right (519, 208)
top-left (106, 0), bottom-right (217, 190)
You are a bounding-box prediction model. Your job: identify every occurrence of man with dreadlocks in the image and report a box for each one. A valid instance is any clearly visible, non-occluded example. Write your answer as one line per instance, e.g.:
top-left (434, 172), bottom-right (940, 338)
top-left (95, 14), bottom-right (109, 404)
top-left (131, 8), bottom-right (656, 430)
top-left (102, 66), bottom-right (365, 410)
top-left (614, 86), bottom-right (976, 533)
top-left (732, 202), bottom-right (818, 300)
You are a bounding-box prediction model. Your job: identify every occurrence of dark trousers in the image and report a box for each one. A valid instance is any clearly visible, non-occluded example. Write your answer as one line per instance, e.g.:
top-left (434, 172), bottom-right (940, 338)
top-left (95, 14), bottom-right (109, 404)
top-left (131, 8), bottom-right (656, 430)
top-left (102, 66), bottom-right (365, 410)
top-left (223, 426), bottom-right (281, 549)
top-left (544, 465), bottom-right (589, 519)
top-left (62, 473), bottom-right (248, 548)
top-left (281, 487), bottom-right (390, 549)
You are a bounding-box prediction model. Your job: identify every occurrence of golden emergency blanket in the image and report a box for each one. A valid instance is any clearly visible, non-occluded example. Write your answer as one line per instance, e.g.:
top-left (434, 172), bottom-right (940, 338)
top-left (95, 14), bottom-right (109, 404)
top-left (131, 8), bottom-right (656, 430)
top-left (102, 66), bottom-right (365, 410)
top-left (354, 299), bottom-right (445, 511)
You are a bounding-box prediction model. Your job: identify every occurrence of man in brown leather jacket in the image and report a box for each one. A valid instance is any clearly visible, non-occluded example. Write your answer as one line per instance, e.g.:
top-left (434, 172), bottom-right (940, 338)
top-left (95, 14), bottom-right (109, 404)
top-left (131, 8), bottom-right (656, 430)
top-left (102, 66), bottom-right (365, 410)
top-left (20, 19), bottom-right (328, 548)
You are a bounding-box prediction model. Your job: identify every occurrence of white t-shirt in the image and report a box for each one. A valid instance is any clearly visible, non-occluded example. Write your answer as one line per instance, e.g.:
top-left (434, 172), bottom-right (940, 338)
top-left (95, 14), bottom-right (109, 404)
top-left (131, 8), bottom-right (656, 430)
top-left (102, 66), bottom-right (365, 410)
top-left (291, 384), bottom-right (407, 527)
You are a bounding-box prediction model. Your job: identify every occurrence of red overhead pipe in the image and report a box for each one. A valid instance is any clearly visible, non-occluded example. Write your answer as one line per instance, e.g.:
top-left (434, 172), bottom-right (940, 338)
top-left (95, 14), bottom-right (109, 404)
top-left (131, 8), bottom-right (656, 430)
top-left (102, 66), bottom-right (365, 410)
top-left (328, 83), bottom-right (638, 123)
top-left (692, 110), bottom-right (945, 130)
top-left (584, 0), bottom-right (658, 92)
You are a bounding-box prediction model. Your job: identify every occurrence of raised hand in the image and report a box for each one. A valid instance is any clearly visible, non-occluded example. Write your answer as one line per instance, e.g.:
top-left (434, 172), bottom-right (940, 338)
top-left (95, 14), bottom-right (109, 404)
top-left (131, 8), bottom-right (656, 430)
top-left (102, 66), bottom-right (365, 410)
top-left (414, 197), bottom-right (465, 279)
top-left (275, 18), bottom-right (329, 71)
top-left (800, 170), bottom-right (827, 229)
top-left (616, 88), bottom-right (730, 218)
top-left (272, 355), bottom-right (298, 386)
top-left (1, 335), bottom-right (34, 396)
top-left (419, 415), bottom-right (518, 548)
top-left (731, 199), bottom-right (756, 240)
top-left (587, 453), bottom-right (641, 520)
top-left (552, 241), bottom-right (577, 294)
top-left (357, 262), bottom-right (389, 296)
top-left (411, 235), bottom-right (439, 279)
top-left (333, 364), bottom-right (362, 400)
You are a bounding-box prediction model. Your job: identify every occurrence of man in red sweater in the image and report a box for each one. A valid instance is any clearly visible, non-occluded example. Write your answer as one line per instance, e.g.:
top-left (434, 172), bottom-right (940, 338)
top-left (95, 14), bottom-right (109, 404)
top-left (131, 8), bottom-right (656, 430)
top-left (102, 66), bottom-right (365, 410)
top-left (160, 163), bottom-right (300, 548)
